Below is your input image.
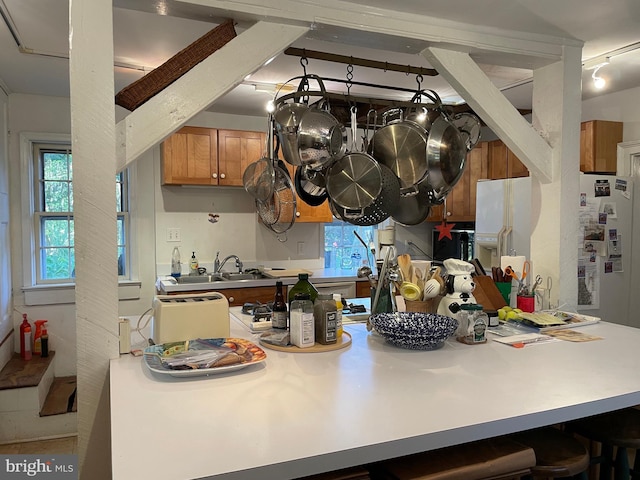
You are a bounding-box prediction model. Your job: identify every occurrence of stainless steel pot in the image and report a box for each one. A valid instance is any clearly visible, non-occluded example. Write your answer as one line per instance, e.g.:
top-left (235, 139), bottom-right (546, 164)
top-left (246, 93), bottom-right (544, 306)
top-left (424, 114), bottom-right (467, 198)
top-left (274, 101), bottom-right (309, 167)
top-left (391, 180), bottom-right (432, 226)
top-left (368, 108), bottom-right (429, 196)
top-left (294, 165), bottom-right (328, 207)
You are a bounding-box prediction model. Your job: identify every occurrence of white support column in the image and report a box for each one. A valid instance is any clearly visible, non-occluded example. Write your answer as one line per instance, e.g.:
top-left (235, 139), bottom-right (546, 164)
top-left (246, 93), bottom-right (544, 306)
top-left (116, 21), bottom-right (308, 170)
top-left (530, 45), bottom-right (583, 311)
top-left (69, 0), bottom-right (118, 478)
top-left (421, 46), bottom-right (553, 182)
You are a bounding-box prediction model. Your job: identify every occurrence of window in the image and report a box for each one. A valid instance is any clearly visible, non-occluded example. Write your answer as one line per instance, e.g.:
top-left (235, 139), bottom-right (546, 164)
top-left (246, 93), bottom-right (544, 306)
top-left (31, 142), bottom-right (129, 284)
top-left (324, 220), bottom-right (376, 271)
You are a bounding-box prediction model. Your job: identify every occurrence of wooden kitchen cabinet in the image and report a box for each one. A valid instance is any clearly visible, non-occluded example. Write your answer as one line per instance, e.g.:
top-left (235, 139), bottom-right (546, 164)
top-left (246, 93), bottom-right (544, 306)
top-left (283, 163), bottom-right (334, 223)
top-left (427, 142), bottom-right (489, 223)
top-left (218, 129), bottom-right (265, 186)
top-left (487, 139), bottom-right (529, 179)
top-left (161, 126), bottom-right (218, 185)
top-left (580, 120), bottom-right (623, 173)
top-left (162, 127), bottom-right (265, 186)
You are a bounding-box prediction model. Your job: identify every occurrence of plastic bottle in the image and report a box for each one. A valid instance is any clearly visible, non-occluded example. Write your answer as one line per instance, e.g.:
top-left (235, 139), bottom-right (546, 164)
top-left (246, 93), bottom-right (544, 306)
top-left (189, 251), bottom-right (199, 276)
top-left (288, 273), bottom-right (319, 308)
top-left (171, 247), bottom-right (181, 278)
top-left (19, 314), bottom-right (32, 361)
top-left (333, 294), bottom-right (343, 339)
top-left (33, 320), bottom-right (48, 356)
top-left (41, 328), bottom-right (49, 358)
top-left (272, 281), bottom-right (288, 329)
top-left (314, 293), bottom-right (337, 345)
top-left (290, 293), bottom-right (314, 348)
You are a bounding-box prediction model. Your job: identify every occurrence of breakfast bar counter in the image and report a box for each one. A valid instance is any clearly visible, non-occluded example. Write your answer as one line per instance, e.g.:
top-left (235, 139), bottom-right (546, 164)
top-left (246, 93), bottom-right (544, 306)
top-left (110, 317), bottom-right (640, 480)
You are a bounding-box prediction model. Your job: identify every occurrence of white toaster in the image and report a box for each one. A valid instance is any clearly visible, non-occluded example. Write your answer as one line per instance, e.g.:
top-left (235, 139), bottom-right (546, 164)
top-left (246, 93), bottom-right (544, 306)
top-left (152, 292), bottom-right (230, 344)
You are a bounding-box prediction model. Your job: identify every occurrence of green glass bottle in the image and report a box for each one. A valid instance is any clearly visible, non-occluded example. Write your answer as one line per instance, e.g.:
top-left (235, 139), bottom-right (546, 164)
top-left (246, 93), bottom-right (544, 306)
top-left (288, 273), bottom-right (318, 308)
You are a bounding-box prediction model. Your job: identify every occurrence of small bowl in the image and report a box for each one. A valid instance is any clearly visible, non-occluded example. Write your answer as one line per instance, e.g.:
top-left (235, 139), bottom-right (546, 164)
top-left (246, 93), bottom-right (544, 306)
top-left (369, 312), bottom-right (458, 350)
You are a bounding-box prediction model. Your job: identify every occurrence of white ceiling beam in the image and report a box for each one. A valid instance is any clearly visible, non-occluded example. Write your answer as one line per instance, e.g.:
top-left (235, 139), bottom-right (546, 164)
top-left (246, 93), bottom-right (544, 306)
top-left (181, 0), bottom-right (576, 65)
top-left (422, 46), bottom-right (553, 183)
top-left (116, 20), bottom-right (308, 170)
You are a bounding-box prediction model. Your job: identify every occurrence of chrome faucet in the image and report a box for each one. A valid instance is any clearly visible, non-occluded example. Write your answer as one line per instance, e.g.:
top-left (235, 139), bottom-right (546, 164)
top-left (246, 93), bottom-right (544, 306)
top-left (214, 251), bottom-right (243, 274)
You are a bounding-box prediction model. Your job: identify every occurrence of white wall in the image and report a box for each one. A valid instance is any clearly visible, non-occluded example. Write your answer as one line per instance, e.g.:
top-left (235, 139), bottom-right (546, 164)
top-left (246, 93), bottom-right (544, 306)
top-left (581, 85), bottom-right (640, 141)
top-left (8, 94), bottom-right (157, 375)
top-left (153, 111), bottom-right (325, 276)
top-left (0, 89), bottom-right (11, 369)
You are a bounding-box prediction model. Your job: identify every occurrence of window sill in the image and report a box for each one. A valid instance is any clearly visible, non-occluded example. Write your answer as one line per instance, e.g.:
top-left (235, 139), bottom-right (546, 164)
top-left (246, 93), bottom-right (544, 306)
top-left (22, 281), bottom-right (142, 306)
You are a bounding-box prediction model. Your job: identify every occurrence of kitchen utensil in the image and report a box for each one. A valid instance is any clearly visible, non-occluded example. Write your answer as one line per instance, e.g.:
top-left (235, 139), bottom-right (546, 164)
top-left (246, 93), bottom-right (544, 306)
top-left (391, 179), bottom-right (432, 225)
top-left (294, 165), bottom-right (328, 206)
top-left (400, 281), bottom-right (422, 301)
top-left (397, 254), bottom-right (412, 282)
top-left (326, 107), bottom-right (383, 215)
top-left (423, 278), bottom-right (441, 299)
top-left (274, 75), bottom-right (347, 171)
top-left (451, 112), bottom-right (482, 150)
top-left (243, 116), bottom-right (276, 202)
top-left (256, 162), bottom-right (297, 237)
top-left (370, 246), bottom-right (393, 320)
top-left (368, 107), bottom-right (430, 196)
top-left (424, 113), bottom-right (467, 199)
top-left (329, 163), bottom-right (400, 226)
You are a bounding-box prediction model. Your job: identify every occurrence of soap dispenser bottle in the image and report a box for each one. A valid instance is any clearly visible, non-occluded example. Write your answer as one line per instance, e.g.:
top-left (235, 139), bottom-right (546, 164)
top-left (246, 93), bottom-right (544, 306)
top-left (189, 251), bottom-right (199, 276)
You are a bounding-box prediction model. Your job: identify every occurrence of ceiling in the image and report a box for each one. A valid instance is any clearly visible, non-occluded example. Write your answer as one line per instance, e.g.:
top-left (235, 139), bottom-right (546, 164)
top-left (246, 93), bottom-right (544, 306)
top-left (1, 0), bottom-right (639, 119)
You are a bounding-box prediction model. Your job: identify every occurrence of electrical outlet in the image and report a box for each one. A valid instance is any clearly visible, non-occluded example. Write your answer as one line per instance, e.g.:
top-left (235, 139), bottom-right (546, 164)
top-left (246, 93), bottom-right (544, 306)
top-left (167, 228), bottom-right (181, 242)
top-left (297, 241), bottom-right (305, 255)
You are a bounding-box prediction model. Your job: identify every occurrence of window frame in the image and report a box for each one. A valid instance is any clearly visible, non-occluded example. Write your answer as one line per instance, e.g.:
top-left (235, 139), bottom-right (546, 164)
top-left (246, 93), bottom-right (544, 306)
top-left (20, 132), bottom-right (139, 304)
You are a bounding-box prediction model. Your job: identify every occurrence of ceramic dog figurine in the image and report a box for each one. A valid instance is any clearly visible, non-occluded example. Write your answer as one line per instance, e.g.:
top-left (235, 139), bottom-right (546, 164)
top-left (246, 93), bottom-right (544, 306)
top-left (437, 259), bottom-right (477, 316)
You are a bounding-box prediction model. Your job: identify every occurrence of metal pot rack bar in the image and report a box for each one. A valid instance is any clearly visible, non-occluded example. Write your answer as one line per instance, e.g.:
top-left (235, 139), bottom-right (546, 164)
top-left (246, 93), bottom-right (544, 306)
top-left (284, 47), bottom-right (438, 77)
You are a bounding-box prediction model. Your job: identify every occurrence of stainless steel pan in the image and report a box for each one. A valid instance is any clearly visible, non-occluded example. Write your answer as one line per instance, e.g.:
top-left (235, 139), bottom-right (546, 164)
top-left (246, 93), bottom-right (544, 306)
top-left (424, 114), bottom-right (467, 199)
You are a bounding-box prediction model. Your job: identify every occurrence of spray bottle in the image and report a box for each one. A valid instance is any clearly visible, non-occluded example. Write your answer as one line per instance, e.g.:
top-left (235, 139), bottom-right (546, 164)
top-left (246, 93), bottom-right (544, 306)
top-left (19, 314), bottom-right (32, 361)
top-left (33, 320), bottom-right (48, 356)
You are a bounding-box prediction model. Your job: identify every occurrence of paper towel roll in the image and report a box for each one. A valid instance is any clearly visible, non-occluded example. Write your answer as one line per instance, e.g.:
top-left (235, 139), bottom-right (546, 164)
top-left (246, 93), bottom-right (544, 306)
top-left (500, 256), bottom-right (526, 278)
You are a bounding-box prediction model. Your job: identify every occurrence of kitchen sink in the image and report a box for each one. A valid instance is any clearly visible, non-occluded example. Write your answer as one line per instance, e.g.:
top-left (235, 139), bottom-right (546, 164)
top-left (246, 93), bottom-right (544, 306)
top-left (174, 272), bottom-right (266, 283)
top-left (221, 272), bottom-right (267, 281)
top-left (176, 274), bottom-right (225, 284)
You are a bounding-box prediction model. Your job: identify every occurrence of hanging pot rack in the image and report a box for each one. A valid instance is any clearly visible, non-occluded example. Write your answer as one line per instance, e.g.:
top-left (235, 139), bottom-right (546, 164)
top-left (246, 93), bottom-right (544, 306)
top-left (284, 47), bottom-right (438, 77)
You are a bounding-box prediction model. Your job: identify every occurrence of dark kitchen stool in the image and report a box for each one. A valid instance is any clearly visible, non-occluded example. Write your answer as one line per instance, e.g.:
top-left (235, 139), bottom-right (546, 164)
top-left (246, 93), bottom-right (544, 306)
top-left (369, 436), bottom-right (536, 480)
top-left (510, 426), bottom-right (590, 479)
top-left (566, 407), bottom-right (640, 480)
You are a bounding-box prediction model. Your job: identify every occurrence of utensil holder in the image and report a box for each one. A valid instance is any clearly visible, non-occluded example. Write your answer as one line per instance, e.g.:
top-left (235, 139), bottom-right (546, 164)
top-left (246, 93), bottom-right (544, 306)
top-left (496, 282), bottom-right (511, 305)
top-left (405, 298), bottom-right (439, 314)
top-left (516, 295), bottom-right (535, 313)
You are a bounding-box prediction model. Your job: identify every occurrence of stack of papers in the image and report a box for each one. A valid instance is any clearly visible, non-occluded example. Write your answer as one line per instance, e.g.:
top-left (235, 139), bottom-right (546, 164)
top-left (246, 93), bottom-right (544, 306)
top-left (493, 333), bottom-right (557, 348)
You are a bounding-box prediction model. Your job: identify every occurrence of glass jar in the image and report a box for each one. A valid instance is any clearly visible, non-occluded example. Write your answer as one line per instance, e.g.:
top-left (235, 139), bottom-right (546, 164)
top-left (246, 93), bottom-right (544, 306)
top-left (456, 304), bottom-right (487, 344)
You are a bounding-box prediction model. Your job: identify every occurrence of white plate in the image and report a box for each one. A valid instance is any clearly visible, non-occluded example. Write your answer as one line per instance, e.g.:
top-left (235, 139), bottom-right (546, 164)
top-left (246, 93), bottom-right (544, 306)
top-left (143, 338), bottom-right (267, 378)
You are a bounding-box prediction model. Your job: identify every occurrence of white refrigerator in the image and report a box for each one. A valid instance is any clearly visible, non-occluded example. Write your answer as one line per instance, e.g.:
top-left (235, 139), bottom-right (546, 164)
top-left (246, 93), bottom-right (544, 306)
top-left (474, 177), bottom-right (532, 270)
top-left (577, 174), bottom-right (634, 325)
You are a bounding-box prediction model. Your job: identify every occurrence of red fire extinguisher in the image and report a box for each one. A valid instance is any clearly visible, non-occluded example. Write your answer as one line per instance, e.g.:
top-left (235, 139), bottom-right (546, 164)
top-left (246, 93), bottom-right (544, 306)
top-left (20, 314), bottom-right (32, 360)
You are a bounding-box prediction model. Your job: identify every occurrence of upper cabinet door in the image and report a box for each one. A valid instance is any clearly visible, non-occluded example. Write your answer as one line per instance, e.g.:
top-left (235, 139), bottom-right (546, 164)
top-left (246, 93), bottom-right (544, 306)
top-left (488, 139), bottom-right (529, 179)
top-left (218, 130), bottom-right (265, 186)
top-left (580, 120), bottom-right (623, 173)
top-left (162, 127), bottom-right (218, 185)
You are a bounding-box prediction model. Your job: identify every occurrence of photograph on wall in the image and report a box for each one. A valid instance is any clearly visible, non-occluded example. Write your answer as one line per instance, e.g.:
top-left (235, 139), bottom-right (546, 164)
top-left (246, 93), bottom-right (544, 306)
top-left (577, 257), bottom-right (599, 309)
top-left (615, 178), bottom-right (628, 192)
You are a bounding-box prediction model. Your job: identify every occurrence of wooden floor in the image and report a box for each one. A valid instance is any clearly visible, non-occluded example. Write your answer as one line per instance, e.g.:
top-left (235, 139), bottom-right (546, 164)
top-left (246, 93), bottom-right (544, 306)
top-left (0, 435), bottom-right (77, 454)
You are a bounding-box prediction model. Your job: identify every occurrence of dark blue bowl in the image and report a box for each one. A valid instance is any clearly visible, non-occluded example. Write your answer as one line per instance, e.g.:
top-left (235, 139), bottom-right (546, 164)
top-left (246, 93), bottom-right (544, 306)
top-left (369, 312), bottom-right (458, 350)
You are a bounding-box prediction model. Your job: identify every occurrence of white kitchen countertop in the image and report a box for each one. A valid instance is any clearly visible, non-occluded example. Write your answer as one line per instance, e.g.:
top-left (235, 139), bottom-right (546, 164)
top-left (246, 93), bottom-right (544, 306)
top-left (110, 317), bottom-right (640, 480)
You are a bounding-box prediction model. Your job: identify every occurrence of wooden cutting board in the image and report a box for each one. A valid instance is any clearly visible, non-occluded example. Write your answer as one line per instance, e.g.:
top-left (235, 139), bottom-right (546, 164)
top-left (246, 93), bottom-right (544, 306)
top-left (473, 275), bottom-right (507, 311)
top-left (262, 268), bottom-right (313, 279)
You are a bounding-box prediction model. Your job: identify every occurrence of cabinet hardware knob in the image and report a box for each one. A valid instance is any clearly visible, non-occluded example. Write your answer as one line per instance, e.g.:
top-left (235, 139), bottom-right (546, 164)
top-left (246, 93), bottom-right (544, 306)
top-left (220, 173), bottom-right (226, 179)
top-left (228, 296), bottom-right (234, 303)
top-left (212, 173), bottom-right (218, 179)
top-left (296, 212), bottom-right (301, 217)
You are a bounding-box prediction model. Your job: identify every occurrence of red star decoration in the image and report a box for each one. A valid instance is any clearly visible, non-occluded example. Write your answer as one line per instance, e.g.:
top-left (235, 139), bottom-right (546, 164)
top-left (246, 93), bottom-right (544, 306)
top-left (435, 221), bottom-right (456, 240)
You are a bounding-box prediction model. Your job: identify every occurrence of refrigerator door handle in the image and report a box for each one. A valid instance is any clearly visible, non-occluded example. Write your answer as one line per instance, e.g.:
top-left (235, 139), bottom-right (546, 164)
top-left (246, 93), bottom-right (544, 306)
top-left (499, 226), bottom-right (512, 258)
